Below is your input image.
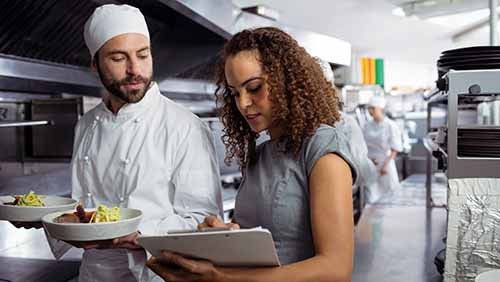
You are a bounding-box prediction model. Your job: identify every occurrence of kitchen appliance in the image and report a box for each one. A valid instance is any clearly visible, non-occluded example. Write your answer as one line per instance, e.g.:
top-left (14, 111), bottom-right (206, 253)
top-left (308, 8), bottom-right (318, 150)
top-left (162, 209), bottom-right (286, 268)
top-left (426, 69), bottom-right (500, 179)
top-left (427, 47), bottom-right (500, 281)
top-left (0, 97), bottom-right (81, 161)
top-left (28, 98), bottom-right (81, 159)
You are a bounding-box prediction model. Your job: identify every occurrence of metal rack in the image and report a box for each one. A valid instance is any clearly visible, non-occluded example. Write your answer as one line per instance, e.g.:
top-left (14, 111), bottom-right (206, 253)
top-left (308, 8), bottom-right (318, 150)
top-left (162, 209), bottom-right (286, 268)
top-left (425, 69), bottom-right (500, 207)
top-left (446, 70), bottom-right (500, 178)
top-left (425, 97), bottom-right (447, 208)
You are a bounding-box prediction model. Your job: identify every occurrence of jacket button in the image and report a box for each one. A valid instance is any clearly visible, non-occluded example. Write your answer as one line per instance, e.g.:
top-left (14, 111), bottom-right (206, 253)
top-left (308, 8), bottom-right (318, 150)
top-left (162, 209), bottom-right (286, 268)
top-left (84, 156), bottom-right (90, 162)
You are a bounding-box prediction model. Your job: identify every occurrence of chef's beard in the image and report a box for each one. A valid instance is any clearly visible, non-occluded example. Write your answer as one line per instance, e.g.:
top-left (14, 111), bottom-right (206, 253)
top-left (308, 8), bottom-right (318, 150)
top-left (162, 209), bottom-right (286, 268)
top-left (97, 65), bottom-right (152, 104)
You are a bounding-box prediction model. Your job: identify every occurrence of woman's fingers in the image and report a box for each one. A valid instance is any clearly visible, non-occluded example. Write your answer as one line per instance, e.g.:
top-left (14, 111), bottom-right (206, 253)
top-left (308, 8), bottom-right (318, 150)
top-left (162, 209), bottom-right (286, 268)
top-left (146, 257), bottom-right (179, 281)
top-left (159, 252), bottom-right (196, 272)
top-left (147, 253), bottom-right (214, 281)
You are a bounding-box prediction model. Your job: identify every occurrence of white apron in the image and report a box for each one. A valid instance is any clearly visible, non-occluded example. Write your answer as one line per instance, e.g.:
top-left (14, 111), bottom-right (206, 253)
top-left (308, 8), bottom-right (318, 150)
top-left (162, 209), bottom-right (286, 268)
top-left (363, 117), bottom-right (402, 203)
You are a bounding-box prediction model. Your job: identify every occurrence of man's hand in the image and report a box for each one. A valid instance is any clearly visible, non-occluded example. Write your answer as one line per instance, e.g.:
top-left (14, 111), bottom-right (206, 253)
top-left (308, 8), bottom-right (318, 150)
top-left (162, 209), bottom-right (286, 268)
top-left (10, 221), bottom-right (43, 229)
top-left (380, 165), bottom-right (388, 176)
top-left (111, 231), bottom-right (142, 249)
top-left (65, 231), bottom-right (141, 250)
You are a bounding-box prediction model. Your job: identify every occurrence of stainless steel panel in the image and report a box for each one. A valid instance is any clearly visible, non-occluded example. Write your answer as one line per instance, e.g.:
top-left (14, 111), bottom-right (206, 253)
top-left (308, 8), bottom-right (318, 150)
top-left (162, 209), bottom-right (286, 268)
top-left (29, 98), bottom-right (81, 158)
top-left (0, 54), bottom-right (102, 96)
top-left (0, 101), bottom-right (24, 161)
top-left (159, 78), bottom-right (216, 99)
top-left (446, 69), bottom-right (500, 179)
top-left (0, 55), bottom-right (99, 88)
top-left (158, 0), bottom-right (233, 39)
top-left (0, 0), bottom-right (351, 98)
top-left (0, 0), bottom-right (227, 87)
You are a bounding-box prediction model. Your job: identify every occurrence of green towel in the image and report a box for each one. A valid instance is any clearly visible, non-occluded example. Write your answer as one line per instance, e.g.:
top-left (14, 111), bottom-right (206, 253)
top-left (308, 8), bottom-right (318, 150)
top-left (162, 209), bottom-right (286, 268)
top-left (375, 58), bottom-right (384, 87)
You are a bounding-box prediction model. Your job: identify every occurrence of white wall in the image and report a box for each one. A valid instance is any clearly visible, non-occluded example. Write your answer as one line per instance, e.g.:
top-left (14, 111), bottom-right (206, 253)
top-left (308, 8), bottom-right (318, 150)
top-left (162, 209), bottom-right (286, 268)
top-left (351, 52), bottom-right (437, 90)
top-left (383, 59), bottom-right (437, 90)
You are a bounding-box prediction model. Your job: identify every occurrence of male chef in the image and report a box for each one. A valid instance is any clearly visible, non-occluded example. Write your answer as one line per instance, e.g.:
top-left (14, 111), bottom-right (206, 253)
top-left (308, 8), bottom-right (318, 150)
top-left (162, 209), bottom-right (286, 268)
top-left (69, 4), bottom-right (222, 281)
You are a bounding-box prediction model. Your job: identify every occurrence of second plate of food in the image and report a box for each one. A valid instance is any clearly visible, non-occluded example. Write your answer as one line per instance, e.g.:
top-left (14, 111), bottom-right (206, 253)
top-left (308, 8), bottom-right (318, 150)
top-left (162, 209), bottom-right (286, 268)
top-left (42, 205), bottom-right (143, 241)
top-left (0, 192), bottom-right (78, 222)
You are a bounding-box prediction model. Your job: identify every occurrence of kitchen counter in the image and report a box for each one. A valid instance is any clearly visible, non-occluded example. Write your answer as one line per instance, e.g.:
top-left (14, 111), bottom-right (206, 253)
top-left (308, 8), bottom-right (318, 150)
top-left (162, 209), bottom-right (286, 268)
top-left (0, 221), bottom-right (82, 282)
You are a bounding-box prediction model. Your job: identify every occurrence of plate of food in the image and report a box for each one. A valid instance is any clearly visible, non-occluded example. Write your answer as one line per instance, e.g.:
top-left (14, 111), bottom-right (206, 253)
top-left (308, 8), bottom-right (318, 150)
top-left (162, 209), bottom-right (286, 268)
top-left (42, 204), bottom-right (142, 241)
top-left (0, 191), bottom-right (78, 222)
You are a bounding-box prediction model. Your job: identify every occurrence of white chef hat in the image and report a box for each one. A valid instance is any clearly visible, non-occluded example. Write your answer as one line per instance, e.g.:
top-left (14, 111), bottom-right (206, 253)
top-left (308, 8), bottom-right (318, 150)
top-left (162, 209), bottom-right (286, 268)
top-left (368, 96), bottom-right (386, 109)
top-left (317, 58), bottom-right (335, 86)
top-left (317, 57), bottom-right (347, 104)
top-left (84, 4), bottom-right (150, 59)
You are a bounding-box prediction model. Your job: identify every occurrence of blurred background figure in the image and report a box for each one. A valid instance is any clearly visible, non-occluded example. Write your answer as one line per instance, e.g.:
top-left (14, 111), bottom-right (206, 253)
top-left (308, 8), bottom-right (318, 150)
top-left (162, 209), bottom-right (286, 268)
top-left (363, 96), bottom-right (403, 202)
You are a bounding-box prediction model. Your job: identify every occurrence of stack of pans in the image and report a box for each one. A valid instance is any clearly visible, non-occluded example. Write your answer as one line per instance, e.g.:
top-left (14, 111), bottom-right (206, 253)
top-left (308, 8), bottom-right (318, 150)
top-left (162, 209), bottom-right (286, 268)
top-left (437, 46), bottom-right (500, 79)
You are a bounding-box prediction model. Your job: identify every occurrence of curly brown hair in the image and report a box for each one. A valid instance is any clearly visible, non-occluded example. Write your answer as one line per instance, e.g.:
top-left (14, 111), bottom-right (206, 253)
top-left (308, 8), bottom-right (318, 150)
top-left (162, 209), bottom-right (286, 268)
top-left (215, 27), bottom-right (341, 168)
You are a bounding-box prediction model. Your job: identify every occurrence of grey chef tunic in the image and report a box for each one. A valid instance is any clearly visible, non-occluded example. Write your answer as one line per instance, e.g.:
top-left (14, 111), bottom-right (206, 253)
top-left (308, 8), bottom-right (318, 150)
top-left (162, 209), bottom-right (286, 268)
top-left (233, 124), bottom-right (357, 265)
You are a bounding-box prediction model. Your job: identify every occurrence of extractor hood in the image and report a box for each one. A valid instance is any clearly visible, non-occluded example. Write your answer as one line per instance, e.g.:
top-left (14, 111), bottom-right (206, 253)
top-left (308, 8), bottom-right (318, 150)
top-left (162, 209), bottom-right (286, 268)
top-left (0, 0), bottom-right (351, 97)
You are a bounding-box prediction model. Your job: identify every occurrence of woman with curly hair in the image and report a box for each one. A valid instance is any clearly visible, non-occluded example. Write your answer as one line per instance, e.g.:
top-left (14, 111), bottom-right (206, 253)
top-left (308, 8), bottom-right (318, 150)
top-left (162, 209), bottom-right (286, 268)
top-left (147, 27), bottom-right (357, 282)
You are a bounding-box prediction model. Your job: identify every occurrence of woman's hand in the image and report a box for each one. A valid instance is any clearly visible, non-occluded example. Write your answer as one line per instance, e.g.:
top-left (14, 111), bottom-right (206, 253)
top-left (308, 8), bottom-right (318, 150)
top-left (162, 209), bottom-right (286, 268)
top-left (197, 215), bottom-right (239, 231)
top-left (147, 251), bottom-right (223, 282)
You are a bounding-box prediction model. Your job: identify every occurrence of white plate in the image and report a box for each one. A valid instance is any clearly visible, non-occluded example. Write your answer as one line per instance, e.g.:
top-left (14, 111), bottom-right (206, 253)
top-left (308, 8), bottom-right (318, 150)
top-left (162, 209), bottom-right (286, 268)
top-left (42, 208), bottom-right (142, 241)
top-left (0, 195), bottom-right (78, 222)
top-left (475, 269), bottom-right (500, 282)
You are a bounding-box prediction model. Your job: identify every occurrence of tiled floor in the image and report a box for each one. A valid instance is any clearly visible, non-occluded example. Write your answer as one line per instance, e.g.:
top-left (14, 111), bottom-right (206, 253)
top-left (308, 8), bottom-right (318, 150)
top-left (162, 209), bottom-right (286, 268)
top-left (353, 174), bottom-right (448, 282)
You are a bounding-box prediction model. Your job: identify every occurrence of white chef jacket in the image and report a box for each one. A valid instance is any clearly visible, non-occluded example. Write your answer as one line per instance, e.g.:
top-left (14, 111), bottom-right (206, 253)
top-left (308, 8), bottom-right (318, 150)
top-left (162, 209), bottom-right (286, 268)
top-left (363, 116), bottom-right (402, 203)
top-left (70, 82), bottom-right (223, 282)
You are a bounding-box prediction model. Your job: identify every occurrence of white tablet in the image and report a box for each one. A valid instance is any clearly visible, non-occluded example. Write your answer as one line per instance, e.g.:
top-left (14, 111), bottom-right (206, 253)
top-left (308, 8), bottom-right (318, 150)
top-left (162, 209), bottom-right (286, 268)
top-left (138, 228), bottom-right (280, 267)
